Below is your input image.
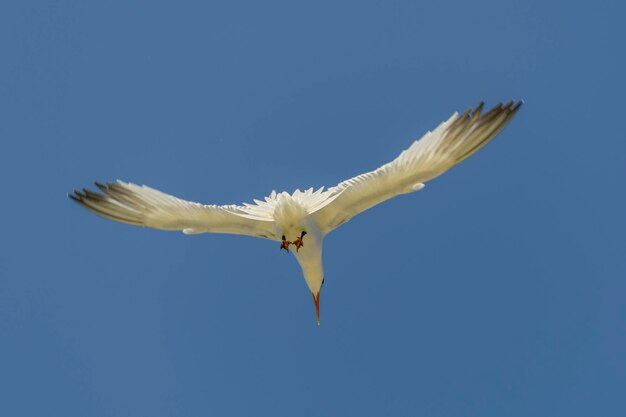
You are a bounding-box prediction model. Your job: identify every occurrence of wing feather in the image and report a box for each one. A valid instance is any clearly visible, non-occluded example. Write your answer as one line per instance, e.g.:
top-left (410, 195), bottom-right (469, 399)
top-left (313, 101), bottom-right (522, 232)
top-left (69, 180), bottom-right (278, 240)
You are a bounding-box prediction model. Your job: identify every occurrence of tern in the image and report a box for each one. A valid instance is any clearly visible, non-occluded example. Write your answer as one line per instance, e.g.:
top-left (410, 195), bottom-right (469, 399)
top-left (70, 101), bottom-right (522, 324)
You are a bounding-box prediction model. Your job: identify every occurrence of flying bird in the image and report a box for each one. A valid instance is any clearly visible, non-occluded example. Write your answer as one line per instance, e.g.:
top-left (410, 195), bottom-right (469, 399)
top-left (69, 101), bottom-right (522, 324)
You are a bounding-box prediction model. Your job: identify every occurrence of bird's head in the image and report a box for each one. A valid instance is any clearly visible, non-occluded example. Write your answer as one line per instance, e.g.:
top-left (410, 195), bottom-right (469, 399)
top-left (288, 229), bottom-right (324, 325)
top-left (293, 252), bottom-right (324, 324)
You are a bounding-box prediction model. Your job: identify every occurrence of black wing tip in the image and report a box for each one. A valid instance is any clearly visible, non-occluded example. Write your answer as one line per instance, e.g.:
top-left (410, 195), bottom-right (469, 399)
top-left (466, 100), bottom-right (522, 115)
top-left (500, 99), bottom-right (523, 109)
top-left (69, 180), bottom-right (111, 202)
top-left (511, 99), bottom-right (524, 112)
top-left (475, 99), bottom-right (523, 119)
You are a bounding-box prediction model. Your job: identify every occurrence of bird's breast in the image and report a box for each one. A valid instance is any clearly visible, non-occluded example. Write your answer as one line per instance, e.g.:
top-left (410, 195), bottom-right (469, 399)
top-left (273, 196), bottom-right (309, 234)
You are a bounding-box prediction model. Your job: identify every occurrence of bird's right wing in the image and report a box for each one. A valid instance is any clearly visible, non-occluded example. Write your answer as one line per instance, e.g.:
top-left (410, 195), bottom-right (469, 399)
top-left (313, 101), bottom-right (522, 233)
top-left (69, 181), bottom-right (279, 240)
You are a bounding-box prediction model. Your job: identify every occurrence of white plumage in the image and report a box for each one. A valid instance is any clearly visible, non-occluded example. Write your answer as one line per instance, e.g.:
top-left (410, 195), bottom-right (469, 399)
top-left (70, 101), bottom-right (522, 324)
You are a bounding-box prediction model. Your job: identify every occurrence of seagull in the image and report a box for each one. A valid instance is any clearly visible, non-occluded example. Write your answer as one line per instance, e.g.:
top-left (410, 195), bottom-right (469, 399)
top-left (69, 101), bottom-right (522, 324)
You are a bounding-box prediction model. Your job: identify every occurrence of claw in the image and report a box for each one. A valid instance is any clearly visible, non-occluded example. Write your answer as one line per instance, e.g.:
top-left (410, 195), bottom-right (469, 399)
top-left (293, 231), bottom-right (307, 252)
top-left (280, 235), bottom-right (291, 252)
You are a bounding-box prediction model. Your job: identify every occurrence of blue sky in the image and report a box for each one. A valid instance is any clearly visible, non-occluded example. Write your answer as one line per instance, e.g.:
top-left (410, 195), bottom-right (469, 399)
top-left (1, 0), bottom-right (625, 416)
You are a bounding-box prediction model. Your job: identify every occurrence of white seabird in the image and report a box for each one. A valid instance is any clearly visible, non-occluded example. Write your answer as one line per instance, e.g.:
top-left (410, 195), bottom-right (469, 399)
top-left (70, 101), bottom-right (522, 324)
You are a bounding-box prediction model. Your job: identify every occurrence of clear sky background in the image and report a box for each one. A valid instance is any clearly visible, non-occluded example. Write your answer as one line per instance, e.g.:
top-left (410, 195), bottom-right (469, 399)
top-left (1, 1), bottom-right (625, 416)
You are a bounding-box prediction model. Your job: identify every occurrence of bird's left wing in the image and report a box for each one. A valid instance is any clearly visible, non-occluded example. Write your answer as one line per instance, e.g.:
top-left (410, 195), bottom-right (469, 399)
top-left (313, 101), bottom-right (522, 233)
top-left (69, 181), bottom-right (278, 240)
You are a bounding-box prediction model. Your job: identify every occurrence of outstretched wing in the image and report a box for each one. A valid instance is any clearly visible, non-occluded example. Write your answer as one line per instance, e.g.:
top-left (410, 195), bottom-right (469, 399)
top-left (69, 181), bottom-right (278, 240)
top-left (313, 101), bottom-right (522, 233)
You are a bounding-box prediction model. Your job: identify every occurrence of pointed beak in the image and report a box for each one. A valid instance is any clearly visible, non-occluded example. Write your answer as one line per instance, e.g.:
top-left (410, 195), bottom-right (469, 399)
top-left (311, 291), bottom-right (321, 325)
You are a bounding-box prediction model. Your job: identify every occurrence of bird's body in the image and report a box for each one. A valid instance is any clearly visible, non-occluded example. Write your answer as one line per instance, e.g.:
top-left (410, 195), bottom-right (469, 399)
top-left (70, 101), bottom-right (522, 324)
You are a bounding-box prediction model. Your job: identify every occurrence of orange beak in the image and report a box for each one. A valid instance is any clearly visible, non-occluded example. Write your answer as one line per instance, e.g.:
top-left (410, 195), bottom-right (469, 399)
top-left (311, 291), bottom-right (321, 325)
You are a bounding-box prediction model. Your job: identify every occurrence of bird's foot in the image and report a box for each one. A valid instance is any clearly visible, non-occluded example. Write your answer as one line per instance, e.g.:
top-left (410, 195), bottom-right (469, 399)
top-left (280, 235), bottom-right (291, 252)
top-left (292, 231), bottom-right (307, 252)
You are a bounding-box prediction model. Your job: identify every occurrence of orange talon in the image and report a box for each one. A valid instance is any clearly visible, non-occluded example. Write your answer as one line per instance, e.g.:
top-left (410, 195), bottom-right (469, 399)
top-left (280, 235), bottom-right (291, 252)
top-left (292, 231), bottom-right (307, 252)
